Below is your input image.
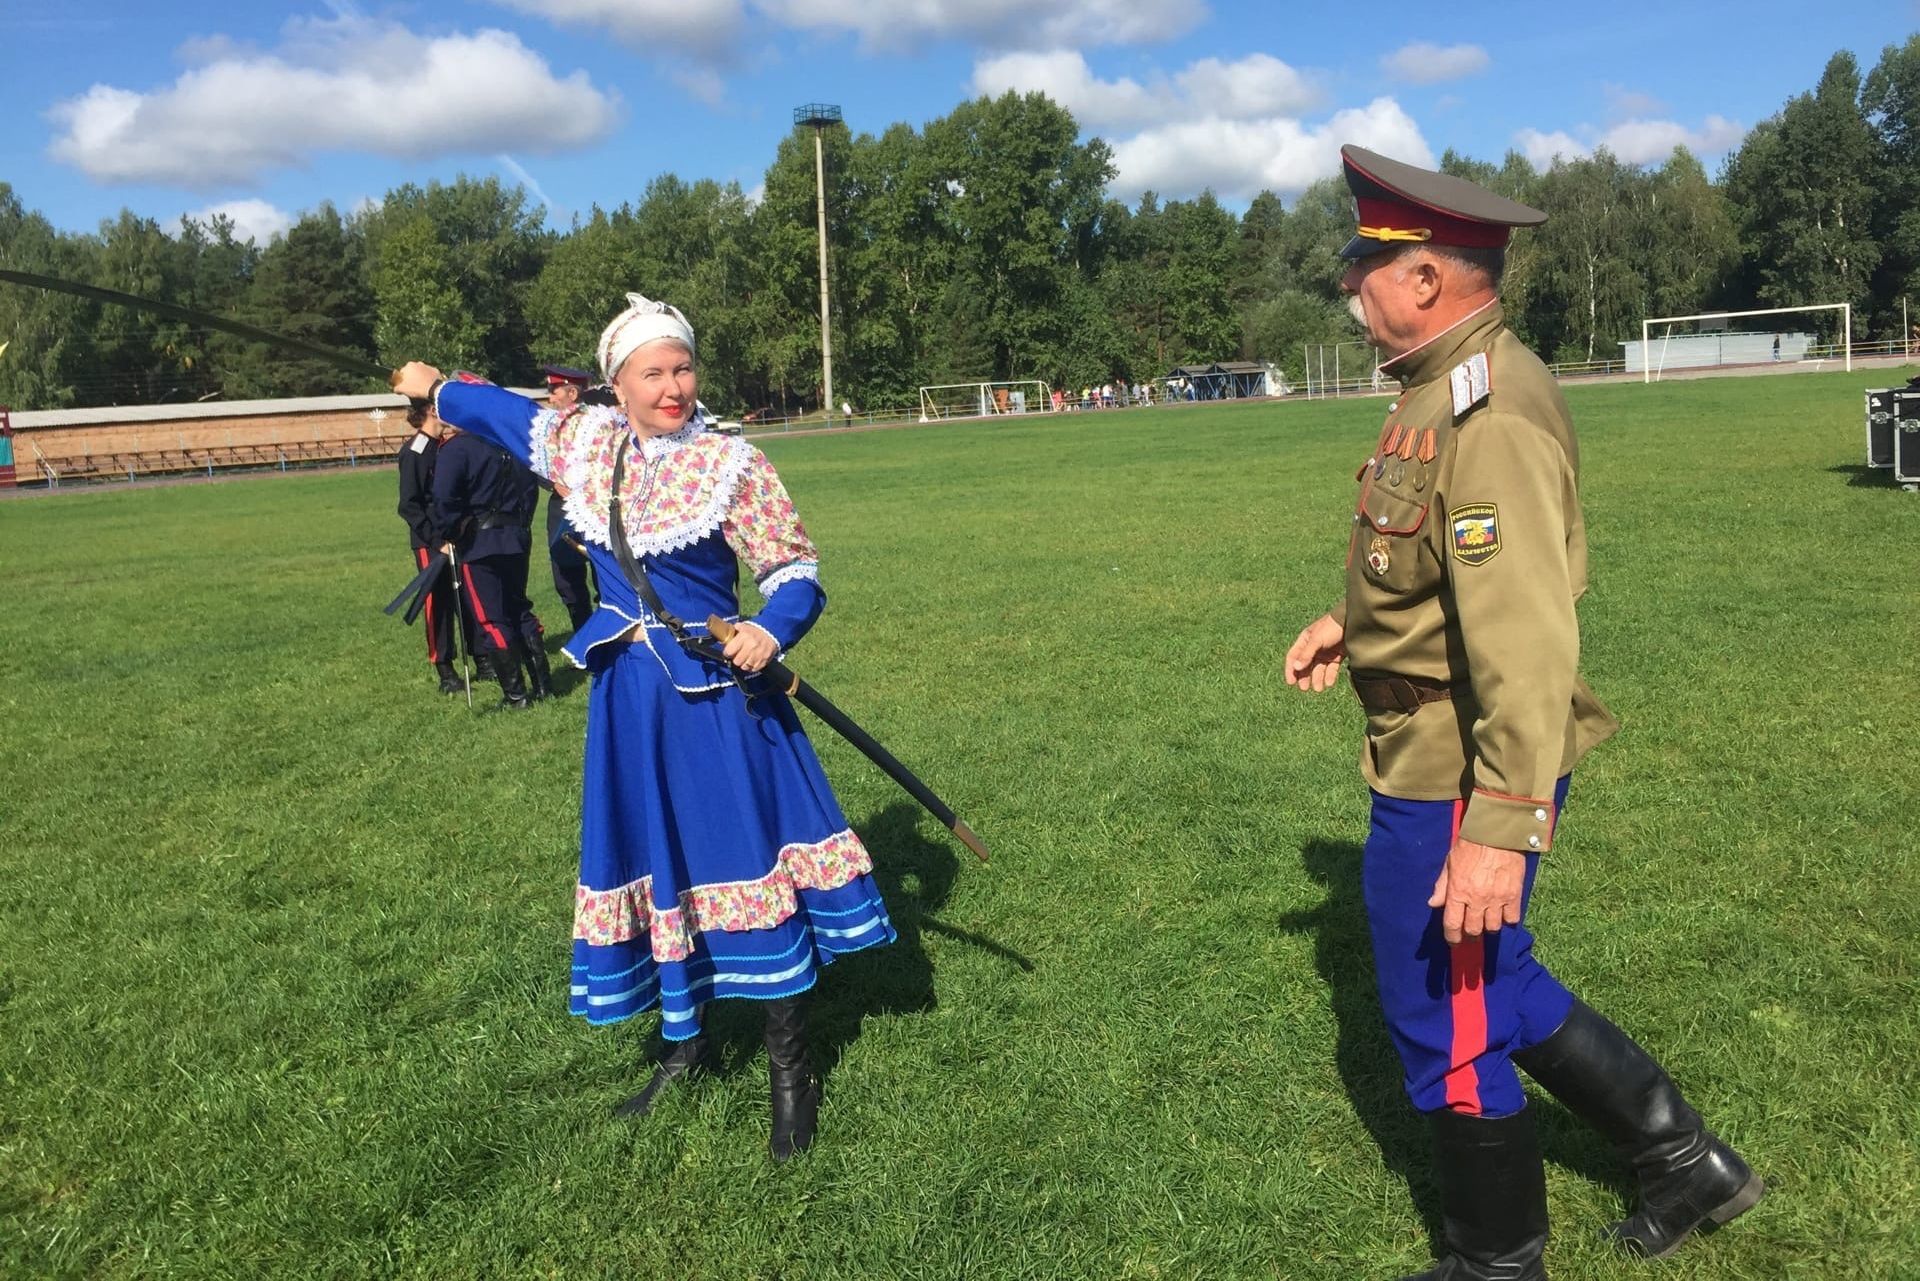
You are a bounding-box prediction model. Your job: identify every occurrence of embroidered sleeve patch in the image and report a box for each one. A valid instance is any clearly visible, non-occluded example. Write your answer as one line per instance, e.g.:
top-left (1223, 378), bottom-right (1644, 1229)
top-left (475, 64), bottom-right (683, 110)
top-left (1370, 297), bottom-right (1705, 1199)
top-left (1450, 503), bottom-right (1501, 565)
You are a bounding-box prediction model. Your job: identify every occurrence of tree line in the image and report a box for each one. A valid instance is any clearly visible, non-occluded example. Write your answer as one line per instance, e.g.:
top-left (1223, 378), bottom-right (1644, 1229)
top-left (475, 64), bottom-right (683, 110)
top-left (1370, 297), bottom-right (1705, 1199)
top-left (2, 39), bottom-right (1915, 415)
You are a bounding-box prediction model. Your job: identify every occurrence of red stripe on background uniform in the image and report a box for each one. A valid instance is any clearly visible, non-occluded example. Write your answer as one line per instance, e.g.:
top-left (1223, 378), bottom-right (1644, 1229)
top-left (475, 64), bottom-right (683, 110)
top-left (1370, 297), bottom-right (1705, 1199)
top-left (461, 562), bottom-right (509, 651)
top-left (1443, 797), bottom-right (1487, 1114)
top-left (418, 547), bottom-right (442, 663)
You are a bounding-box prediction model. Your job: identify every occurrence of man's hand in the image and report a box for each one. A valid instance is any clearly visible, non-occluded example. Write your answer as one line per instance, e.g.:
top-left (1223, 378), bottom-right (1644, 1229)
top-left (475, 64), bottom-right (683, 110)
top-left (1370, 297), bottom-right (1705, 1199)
top-left (1429, 839), bottom-right (1528, 946)
top-left (1284, 612), bottom-right (1347, 692)
top-left (722, 621), bottom-right (779, 673)
top-left (440, 541), bottom-right (454, 557)
top-left (393, 361), bottom-right (443, 400)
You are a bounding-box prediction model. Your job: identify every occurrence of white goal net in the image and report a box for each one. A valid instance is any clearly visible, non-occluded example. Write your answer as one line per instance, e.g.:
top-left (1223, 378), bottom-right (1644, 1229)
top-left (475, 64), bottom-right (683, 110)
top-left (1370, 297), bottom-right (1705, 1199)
top-left (919, 380), bottom-right (1052, 422)
top-left (1634, 304), bottom-right (1852, 382)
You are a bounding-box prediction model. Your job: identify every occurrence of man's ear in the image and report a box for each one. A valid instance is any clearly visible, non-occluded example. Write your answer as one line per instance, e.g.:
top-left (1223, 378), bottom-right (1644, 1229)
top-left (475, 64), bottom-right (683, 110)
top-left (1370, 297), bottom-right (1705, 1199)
top-left (1411, 253), bottom-right (1444, 306)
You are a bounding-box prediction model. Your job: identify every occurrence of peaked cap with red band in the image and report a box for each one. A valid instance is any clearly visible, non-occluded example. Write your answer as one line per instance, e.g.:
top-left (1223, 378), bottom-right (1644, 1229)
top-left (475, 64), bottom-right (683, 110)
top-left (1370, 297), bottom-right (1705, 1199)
top-left (541, 363), bottom-right (592, 387)
top-left (1339, 144), bottom-right (1547, 260)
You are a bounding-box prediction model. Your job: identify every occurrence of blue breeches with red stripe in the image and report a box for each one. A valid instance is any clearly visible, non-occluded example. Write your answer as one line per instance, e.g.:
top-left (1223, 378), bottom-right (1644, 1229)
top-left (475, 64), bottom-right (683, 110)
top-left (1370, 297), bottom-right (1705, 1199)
top-left (457, 551), bottom-right (542, 657)
top-left (414, 545), bottom-right (479, 665)
top-left (1362, 776), bottom-right (1575, 1117)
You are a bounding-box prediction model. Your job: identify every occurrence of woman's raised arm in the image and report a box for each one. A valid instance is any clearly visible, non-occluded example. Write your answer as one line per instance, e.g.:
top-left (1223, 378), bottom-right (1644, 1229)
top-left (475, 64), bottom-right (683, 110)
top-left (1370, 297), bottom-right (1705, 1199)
top-left (392, 362), bottom-right (549, 476)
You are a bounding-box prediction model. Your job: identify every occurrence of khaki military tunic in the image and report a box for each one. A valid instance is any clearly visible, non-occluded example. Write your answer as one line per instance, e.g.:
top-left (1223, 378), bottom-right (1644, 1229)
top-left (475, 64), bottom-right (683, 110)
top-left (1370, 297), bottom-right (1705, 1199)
top-left (1333, 300), bottom-right (1619, 853)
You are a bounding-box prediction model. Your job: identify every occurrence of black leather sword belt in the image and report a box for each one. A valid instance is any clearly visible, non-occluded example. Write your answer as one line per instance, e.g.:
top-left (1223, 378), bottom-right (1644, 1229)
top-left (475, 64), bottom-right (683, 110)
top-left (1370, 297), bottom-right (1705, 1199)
top-left (1350, 672), bottom-right (1457, 715)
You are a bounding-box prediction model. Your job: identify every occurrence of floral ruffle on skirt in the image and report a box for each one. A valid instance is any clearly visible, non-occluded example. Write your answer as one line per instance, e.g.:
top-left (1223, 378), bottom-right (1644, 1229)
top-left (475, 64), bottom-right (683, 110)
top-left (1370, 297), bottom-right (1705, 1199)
top-left (569, 642), bottom-right (895, 1035)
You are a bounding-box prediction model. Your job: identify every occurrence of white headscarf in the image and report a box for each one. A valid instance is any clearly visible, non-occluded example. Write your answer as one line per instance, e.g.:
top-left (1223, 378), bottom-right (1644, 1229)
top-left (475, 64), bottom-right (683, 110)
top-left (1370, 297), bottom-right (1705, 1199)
top-left (597, 292), bottom-right (696, 381)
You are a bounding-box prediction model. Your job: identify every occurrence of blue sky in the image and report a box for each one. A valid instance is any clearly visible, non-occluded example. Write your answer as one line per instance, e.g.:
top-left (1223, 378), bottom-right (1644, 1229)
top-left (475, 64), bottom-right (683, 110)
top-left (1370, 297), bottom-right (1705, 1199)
top-left (2, 0), bottom-right (1914, 245)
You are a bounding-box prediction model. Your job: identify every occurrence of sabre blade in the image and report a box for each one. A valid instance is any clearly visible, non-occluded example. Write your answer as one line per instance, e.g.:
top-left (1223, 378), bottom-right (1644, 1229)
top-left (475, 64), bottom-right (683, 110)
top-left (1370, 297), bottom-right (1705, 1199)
top-left (0, 268), bottom-right (396, 384)
top-left (705, 614), bottom-right (988, 862)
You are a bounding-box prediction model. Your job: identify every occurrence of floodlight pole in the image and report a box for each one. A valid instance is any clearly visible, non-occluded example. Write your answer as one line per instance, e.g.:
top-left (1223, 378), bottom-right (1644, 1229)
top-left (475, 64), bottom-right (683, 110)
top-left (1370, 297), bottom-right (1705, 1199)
top-left (795, 104), bottom-right (842, 425)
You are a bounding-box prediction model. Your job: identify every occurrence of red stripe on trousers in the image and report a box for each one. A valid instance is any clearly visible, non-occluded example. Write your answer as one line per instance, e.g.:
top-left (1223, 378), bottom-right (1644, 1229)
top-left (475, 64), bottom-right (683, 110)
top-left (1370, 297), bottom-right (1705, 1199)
top-left (1443, 797), bottom-right (1487, 1114)
top-left (417, 547), bottom-right (442, 663)
top-left (461, 561), bottom-right (509, 651)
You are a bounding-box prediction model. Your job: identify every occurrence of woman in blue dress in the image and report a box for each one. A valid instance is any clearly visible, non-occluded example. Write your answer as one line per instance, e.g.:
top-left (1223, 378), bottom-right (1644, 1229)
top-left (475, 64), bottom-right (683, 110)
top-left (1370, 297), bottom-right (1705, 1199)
top-left (393, 293), bottom-right (896, 1160)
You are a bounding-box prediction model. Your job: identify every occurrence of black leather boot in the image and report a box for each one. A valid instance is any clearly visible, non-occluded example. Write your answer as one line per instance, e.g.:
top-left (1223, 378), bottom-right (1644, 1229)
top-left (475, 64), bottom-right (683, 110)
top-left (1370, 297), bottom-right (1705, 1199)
top-left (1513, 1000), bottom-right (1763, 1259)
top-left (524, 643), bottom-right (554, 701)
top-left (764, 997), bottom-right (818, 1162)
top-left (612, 1028), bottom-right (710, 1119)
top-left (471, 650), bottom-right (496, 682)
top-left (434, 661), bottom-right (464, 694)
top-left (1402, 1107), bottom-right (1549, 1281)
top-left (492, 645), bottom-right (532, 710)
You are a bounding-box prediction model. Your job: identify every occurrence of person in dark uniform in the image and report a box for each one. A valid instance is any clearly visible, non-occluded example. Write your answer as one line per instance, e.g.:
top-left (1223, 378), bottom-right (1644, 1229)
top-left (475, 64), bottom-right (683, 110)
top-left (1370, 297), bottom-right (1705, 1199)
top-left (1283, 146), bottom-right (1762, 1280)
top-left (429, 420), bottom-right (552, 708)
top-left (541, 364), bottom-right (600, 632)
top-left (396, 400), bottom-right (479, 694)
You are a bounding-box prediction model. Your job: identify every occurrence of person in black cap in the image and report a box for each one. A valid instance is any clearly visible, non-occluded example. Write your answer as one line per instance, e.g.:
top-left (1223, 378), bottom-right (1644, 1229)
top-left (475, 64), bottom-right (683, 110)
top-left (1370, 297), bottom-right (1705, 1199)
top-left (1283, 145), bottom-right (1761, 1279)
top-left (396, 400), bottom-right (480, 694)
top-left (428, 420), bottom-right (551, 708)
top-left (540, 364), bottom-right (600, 632)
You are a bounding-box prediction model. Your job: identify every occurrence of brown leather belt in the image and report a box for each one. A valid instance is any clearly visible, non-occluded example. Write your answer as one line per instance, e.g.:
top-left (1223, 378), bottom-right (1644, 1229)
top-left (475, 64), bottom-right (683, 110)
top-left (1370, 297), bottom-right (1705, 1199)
top-left (1350, 671), bottom-right (1456, 715)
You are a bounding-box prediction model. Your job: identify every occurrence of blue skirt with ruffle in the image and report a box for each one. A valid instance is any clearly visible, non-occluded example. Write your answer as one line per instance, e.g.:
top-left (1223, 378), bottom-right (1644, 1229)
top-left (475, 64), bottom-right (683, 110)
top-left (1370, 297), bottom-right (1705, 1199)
top-left (567, 634), bottom-right (895, 1037)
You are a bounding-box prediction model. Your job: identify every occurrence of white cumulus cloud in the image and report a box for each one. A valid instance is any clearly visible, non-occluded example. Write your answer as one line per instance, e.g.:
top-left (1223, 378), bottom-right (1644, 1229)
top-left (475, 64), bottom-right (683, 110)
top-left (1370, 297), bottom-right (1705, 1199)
top-left (1380, 42), bottom-right (1489, 86)
top-left (974, 49), bottom-right (1427, 203)
top-left (186, 198), bottom-right (294, 245)
top-left (971, 50), bottom-right (1318, 130)
top-left (758, 0), bottom-right (1205, 52)
top-left (1108, 97), bottom-right (1431, 203)
top-left (490, 0), bottom-right (747, 60)
top-left (1514, 128), bottom-right (1585, 169)
top-left (1601, 115), bottom-right (1745, 164)
top-left (1174, 54), bottom-right (1320, 119)
top-left (1515, 114), bottom-right (1745, 169)
top-left (972, 51), bottom-right (1158, 128)
top-left (47, 13), bottom-right (620, 188)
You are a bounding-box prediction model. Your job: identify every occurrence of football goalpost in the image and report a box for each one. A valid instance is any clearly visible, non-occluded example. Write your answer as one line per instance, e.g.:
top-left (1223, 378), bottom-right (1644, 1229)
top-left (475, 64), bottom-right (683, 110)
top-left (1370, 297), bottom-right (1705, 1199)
top-left (919, 380), bottom-right (1051, 422)
top-left (1638, 304), bottom-right (1851, 383)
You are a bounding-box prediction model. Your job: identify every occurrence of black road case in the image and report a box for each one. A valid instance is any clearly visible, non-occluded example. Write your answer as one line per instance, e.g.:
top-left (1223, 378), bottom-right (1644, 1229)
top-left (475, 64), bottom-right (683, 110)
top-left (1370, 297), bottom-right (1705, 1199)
top-left (1895, 389), bottom-right (1920, 485)
top-left (1867, 388), bottom-right (1897, 468)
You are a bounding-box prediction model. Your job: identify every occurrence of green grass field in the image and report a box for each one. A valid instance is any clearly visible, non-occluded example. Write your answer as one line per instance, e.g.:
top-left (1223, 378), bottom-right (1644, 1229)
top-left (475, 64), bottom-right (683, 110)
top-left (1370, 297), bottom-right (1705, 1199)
top-left (3, 369), bottom-right (1918, 1279)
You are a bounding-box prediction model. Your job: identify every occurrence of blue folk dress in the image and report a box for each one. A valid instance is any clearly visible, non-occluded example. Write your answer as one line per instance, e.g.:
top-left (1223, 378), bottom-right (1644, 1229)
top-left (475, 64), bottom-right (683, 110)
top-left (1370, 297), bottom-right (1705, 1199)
top-left (434, 378), bottom-right (896, 1039)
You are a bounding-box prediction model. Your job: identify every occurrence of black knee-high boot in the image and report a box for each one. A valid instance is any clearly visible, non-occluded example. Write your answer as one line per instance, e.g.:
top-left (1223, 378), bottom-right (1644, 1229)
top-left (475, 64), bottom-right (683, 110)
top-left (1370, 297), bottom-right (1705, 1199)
top-left (1513, 1000), bottom-right (1763, 1259)
top-left (764, 997), bottom-right (818, 1162)
top-left (1402, 1107), bottom-right (1550, 1281)
top-left (613, 1019), bottom-right (710, 1119)
top-left (524, 643), bottom-right (553, 701)
top-left (492, 643), bottom-right (532, 710)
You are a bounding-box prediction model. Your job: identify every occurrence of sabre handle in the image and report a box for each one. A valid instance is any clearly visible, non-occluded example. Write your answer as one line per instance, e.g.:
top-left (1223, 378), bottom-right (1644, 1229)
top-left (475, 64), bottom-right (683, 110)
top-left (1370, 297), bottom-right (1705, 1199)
top-left (706, 615), bottom-right (800, 694)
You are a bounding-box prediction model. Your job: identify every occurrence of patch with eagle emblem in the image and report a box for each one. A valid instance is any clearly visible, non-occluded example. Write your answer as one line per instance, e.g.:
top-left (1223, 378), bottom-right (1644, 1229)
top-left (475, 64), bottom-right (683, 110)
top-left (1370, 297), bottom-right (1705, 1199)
top-left (1449, 503), bottom-right (1501, 566)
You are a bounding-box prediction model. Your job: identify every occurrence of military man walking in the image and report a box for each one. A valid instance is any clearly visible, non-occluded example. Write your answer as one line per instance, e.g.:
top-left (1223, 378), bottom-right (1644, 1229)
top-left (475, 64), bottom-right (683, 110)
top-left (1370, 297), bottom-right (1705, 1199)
top-left (396, 399), bottom-right (477, 694)
top-left (429, 422), bottom-right (551, 709)
top-left (1283, 146), bottom-right (1763, 1279)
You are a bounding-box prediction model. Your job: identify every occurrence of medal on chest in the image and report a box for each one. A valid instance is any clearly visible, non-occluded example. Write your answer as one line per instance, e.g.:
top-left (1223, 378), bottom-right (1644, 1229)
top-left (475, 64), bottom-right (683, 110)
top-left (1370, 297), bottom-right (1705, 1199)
top-left (1366, 534), bottom-right (1392, 576)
